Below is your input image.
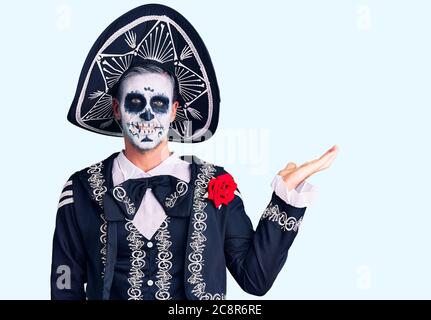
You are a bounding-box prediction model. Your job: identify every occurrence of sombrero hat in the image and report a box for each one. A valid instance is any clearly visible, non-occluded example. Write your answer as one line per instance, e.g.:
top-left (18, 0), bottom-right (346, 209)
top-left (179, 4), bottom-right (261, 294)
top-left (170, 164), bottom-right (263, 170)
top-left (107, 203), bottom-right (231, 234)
top-left (68, 4), bottom-right (220, 143)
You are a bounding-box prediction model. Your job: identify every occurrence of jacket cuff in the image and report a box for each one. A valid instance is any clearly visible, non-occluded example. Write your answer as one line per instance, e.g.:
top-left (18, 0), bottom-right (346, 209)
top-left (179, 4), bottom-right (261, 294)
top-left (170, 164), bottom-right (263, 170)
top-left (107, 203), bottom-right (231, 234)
top-left (260, 192), bottom-right (306, 232)
top-left (271, 174), bottom-right (317, 208)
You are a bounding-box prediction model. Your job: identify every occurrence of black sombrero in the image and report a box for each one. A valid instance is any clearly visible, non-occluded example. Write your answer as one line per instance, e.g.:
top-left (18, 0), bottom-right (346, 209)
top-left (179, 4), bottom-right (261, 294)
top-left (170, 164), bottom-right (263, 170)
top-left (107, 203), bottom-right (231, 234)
top-left (68, 4), bottom-right (220, 143)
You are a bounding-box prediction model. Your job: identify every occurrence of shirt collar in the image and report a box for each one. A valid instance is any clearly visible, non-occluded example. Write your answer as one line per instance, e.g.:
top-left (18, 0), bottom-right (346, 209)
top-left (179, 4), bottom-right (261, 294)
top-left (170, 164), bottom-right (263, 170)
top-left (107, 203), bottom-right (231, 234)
top-left (114, 150), bottom-right (190, 184)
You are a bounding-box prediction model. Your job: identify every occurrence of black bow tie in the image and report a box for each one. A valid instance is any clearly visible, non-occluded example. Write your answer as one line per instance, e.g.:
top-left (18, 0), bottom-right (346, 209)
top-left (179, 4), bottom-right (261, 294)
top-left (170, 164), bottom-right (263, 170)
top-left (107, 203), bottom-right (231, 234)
top-left (103, 175), bottom-right (192, 221)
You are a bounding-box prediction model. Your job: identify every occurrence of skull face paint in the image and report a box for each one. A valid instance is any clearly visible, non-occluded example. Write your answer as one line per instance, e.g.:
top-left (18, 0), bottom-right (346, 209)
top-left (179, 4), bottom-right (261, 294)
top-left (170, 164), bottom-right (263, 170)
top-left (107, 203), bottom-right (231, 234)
top-left (116, 70), bottom-right (175, 151)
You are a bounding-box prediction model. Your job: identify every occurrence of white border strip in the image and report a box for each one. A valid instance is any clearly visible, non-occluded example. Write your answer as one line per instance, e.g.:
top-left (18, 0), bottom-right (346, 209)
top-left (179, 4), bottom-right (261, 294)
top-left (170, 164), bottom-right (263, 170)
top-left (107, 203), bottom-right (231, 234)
top-left (58, 198), bottom-right (74, 209)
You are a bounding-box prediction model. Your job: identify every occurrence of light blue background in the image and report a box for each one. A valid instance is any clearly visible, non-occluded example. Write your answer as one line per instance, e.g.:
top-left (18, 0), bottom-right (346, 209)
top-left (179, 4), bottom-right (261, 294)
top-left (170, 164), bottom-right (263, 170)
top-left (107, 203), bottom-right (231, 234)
top-left (1, 0), bottom-right (430, 299)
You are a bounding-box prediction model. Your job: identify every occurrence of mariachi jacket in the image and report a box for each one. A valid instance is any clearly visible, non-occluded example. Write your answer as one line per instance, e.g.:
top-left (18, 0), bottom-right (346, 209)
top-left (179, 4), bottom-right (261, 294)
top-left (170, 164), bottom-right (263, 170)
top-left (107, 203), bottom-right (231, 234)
top-left (51, 152), bottom-right (306, 300)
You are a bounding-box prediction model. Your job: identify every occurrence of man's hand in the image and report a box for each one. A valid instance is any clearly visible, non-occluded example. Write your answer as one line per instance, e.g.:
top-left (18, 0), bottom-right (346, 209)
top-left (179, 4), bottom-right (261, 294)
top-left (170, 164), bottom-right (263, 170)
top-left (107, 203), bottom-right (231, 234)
top-left (278, 145), bottom-right (339, 191)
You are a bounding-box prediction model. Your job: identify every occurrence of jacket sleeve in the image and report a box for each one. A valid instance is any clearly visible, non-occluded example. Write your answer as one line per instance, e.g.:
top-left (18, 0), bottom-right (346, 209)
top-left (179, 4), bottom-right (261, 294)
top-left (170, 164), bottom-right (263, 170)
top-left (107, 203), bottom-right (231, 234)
top-left (223, 186), bottom-right (306, 296)
top-left (50, 176), bottom-right (87, 300)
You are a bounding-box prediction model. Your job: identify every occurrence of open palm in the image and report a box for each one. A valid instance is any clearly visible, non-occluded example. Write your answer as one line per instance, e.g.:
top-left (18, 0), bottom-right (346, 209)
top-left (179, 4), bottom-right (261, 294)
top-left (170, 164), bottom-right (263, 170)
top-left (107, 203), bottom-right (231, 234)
top-left (278, 145), bottom-right (339, 191)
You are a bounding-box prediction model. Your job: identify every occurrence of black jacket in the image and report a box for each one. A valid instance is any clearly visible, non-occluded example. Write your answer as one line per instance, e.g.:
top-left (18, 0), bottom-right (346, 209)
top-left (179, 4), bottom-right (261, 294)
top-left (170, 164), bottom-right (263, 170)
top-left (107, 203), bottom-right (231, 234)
top-left (51, 152), bottom-right (306, 300)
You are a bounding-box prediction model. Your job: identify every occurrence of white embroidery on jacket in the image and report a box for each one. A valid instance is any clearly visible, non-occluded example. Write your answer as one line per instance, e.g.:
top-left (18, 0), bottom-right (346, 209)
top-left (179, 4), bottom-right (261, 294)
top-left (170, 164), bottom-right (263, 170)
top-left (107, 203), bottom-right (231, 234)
top-left (125, 219), bottom-right (146, 300)
top-left (87, 162), bottom-right (108, 271)
top-left (155, 218), bottom-right (173, 300)
top-left (187, 163), bottom-right (225, 300)
top-left (165, 181), bottom-right (188, 208)
top-left (261, 203), bottom-right (303, 232)
top-left (113, 186), bottom-right (136, 215)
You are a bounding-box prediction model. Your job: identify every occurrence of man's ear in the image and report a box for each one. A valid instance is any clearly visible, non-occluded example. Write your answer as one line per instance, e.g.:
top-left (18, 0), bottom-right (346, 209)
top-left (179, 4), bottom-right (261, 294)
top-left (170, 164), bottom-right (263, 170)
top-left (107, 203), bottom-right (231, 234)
top-left (170, 101), bottom-right (179, 122)
top-left (113, 98), bottom-right (121, 121)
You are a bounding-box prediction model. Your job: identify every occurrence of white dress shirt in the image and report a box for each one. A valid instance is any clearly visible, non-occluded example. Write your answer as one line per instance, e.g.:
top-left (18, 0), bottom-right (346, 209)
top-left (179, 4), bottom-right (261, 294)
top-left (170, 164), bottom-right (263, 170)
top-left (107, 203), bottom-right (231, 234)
top-left (112, 150), bottom-right (317, 239)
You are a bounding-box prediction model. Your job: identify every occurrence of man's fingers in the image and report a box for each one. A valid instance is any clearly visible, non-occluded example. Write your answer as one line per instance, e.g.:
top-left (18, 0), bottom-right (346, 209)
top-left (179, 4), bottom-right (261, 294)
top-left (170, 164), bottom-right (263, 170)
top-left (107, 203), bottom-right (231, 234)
top-left (316, 145), bottom-right (339, 171)
top-left (278, 145), bottom-right (339, 178)
top-left (286, 162), bottom-right (297, 169)
top-left (299, 145), bottom-right (339, 175)
top-left (320, 145), bottom-right (339, 160)
top-left (278, 162), bottom-right (297, 175)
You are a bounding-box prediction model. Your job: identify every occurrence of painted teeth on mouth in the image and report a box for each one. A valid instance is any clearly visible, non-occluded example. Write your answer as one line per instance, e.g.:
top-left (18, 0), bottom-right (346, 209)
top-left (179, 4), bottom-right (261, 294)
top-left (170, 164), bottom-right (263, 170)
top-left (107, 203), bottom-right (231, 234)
top-left (128, 122), bottom-right (163, 135)
top-left (135, 123), bottom-right (152, 129)
top-left (137, 123), bottom-right (155, 128)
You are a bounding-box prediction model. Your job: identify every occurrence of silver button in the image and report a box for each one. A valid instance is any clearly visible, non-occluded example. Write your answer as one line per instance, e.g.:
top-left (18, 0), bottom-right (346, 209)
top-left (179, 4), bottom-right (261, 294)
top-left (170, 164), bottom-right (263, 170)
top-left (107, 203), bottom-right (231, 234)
top-left (147, 280), bottom-right (154, 286)
top-left (147, 241), bottom-right (153, 248)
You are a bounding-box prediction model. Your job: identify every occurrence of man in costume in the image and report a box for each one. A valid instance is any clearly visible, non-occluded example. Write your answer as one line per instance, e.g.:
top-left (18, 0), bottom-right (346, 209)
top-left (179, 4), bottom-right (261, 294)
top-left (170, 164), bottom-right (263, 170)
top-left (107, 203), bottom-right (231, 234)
top-left (51, 4), bottom-right (338, 300)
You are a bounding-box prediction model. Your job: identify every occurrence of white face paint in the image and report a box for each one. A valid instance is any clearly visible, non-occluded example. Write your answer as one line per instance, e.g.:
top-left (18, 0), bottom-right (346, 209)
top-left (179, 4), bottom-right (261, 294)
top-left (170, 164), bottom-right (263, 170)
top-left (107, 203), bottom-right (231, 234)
top-left (117, 72), bottom-right (174, 151)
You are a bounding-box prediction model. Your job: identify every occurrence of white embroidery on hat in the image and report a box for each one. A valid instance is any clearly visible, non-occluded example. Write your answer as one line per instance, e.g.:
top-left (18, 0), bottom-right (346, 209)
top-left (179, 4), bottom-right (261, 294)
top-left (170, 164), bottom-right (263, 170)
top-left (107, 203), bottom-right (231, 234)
top-left (76, 15), bottom-right (214, 142)
top-left (137, 23), bottom-right (174, 64)
top-left (180, 45), bottom-right (193, 61)
top-left (125, 30), bottom-right (137, 49)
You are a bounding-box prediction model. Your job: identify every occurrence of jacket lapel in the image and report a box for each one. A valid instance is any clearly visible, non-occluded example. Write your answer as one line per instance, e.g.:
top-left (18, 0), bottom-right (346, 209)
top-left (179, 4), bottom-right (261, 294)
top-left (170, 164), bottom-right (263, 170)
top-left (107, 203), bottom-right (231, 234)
top-left (183, 157), bottom-right (226, 300)
top-left (76, 152), bottom-right (118, 291)
top-left (78, 152), bottom-right (118, 210)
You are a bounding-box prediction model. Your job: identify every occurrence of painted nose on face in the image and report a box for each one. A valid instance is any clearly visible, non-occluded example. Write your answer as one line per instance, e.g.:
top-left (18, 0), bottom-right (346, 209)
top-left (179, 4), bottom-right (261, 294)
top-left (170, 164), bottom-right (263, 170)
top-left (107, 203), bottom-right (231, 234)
top-left (140, 109), bottom-right (154, 121)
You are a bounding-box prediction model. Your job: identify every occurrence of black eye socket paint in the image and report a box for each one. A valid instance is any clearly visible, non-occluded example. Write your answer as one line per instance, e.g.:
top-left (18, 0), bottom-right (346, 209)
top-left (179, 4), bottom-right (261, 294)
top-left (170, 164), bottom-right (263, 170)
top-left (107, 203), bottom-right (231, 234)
top-left (150, 95), bottom-right (170, 113)
top-left (124, 92), bottom-right (147, 113)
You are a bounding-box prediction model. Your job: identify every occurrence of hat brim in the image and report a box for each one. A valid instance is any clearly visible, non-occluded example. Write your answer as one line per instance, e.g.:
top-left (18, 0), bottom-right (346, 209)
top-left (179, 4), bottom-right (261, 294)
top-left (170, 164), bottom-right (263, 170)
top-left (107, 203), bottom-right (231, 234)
top-left (68, 4), bottom-right (220, 143)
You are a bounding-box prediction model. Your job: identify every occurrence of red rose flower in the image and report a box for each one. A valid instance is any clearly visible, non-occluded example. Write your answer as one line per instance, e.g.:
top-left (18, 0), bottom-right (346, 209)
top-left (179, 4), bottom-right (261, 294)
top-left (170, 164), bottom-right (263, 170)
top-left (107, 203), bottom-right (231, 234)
top-left (207, 173), bottom-right (238, 208)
